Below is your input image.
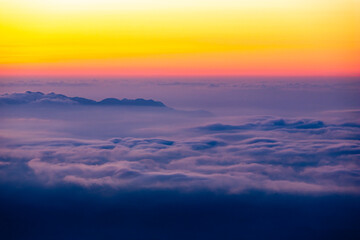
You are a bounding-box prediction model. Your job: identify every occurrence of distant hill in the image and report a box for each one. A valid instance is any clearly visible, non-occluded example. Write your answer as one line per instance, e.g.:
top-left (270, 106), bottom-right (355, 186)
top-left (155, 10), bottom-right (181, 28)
top-left (0, 91), bottom-right (167, 107)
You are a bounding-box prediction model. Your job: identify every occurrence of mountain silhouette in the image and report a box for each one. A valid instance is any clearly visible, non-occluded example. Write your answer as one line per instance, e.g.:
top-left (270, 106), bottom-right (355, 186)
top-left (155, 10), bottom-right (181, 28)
top-left (0, 91), bottom-right (166, 107)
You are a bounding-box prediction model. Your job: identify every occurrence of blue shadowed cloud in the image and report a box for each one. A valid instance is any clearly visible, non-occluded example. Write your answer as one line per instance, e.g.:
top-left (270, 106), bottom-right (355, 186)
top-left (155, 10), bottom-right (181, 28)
top-left (1, 79), bottom-right (360, 239)
top-left (1, 105), bottom-right (359, 194)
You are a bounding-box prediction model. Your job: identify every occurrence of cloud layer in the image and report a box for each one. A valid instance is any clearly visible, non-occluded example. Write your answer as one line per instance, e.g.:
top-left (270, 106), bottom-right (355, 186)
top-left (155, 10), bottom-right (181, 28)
top-left (1, 111), bottom-right (359, 194)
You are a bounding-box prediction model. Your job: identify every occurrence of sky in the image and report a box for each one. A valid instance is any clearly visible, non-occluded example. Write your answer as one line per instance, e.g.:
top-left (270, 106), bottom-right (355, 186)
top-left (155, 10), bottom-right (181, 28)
top-left (1, 1), bottom-right (360, 239)
top-left (0, 0), bottom-right (359, 77)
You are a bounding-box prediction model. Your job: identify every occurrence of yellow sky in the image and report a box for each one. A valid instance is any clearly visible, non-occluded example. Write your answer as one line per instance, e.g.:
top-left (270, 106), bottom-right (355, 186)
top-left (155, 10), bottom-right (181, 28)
top-left (0, 0), bottom-right (359, 76)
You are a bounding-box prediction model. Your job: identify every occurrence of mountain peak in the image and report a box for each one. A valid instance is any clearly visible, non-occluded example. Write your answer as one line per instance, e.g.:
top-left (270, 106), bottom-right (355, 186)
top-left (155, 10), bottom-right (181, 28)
top-left (0, 91), bottom-right (167, 108)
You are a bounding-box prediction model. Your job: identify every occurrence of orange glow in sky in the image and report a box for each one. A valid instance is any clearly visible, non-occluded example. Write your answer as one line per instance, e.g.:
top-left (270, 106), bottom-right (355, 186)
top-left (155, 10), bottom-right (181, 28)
top-left (0, 0), bottom-right (359, 77)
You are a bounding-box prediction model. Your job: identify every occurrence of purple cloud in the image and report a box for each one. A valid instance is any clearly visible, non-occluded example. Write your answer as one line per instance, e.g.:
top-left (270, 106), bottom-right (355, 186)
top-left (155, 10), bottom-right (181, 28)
top-left (1, 110), bottom-right (359, 194)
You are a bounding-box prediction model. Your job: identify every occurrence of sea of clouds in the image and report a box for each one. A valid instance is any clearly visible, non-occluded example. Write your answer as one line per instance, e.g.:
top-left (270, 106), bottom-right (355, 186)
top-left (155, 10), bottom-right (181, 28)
top-left (1, 78), bottom-right (360, 240)
top-left (1, 81), bottom-right (359, 194)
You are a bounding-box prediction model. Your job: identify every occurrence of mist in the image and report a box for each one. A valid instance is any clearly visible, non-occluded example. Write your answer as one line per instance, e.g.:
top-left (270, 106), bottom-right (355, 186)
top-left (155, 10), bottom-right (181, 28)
top-left (0, 77), bottom-right (360, 239)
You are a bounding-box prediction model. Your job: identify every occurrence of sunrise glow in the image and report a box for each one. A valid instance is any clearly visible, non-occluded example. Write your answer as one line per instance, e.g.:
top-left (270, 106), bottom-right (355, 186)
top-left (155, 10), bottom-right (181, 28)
top-left (0, 0), bottom-right (359, 76)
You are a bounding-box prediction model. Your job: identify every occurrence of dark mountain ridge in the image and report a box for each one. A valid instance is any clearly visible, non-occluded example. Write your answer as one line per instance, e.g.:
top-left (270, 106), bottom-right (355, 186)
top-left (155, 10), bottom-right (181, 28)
top-left (0, 91), bottom-right (166, 107)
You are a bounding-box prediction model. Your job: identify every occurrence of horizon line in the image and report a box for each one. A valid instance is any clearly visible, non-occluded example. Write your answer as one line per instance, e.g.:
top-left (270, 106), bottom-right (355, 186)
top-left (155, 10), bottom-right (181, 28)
top-left (0, 75), bottom-right (360, 80)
